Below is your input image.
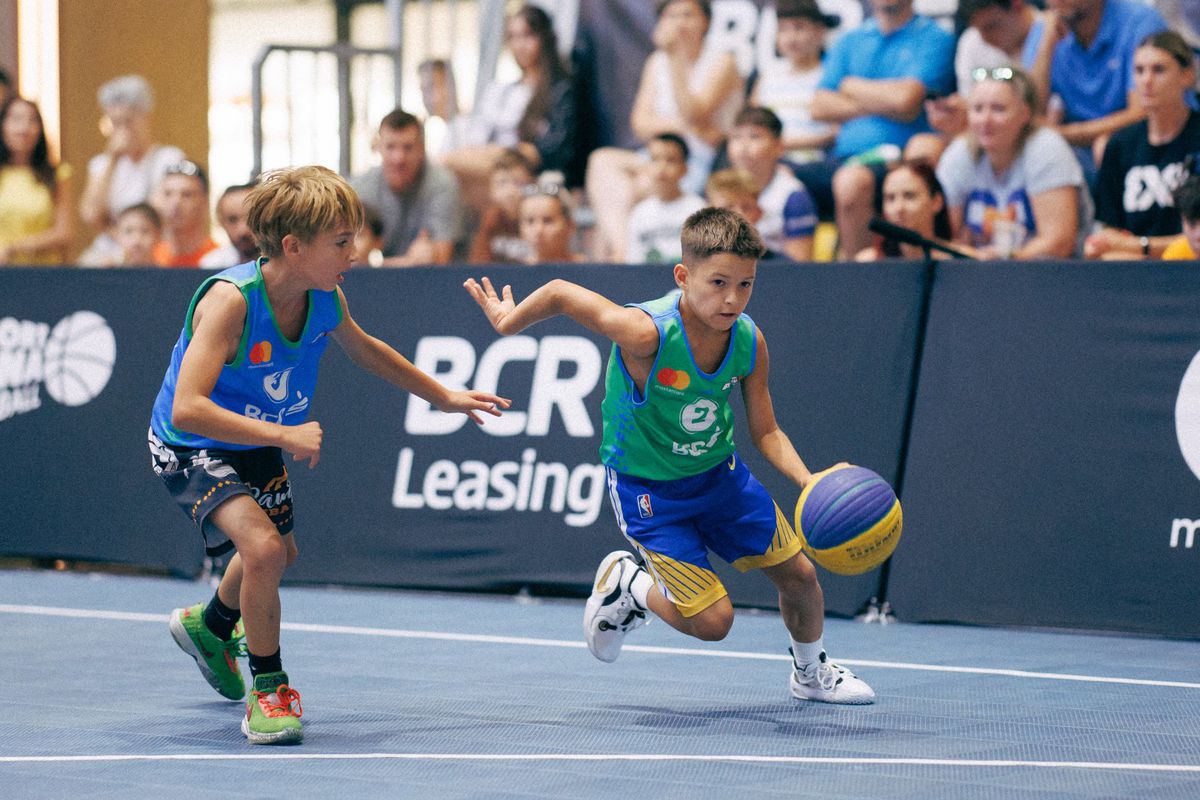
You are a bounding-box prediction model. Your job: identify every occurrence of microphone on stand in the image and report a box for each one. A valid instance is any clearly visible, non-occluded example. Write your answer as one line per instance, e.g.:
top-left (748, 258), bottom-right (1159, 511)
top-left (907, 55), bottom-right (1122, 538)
top-left (867, 217), bottom-right (974, 260)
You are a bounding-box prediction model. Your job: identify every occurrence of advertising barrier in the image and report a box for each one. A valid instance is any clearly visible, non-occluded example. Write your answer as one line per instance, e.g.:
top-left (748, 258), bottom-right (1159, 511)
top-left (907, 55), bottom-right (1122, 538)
top-left (0, 263), bottom-right (923, 617)
top-left (888, 261), bottom-right (1200, 637)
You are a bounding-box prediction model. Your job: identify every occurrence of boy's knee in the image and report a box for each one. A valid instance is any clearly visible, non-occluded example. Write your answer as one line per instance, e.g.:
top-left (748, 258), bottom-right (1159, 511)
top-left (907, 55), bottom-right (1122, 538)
top-left (240, 532), bottom-right (288, 574)
top-left (686, 605), bottom-right (734, 641)
top-left (776, 553), bottom-right (820, 596)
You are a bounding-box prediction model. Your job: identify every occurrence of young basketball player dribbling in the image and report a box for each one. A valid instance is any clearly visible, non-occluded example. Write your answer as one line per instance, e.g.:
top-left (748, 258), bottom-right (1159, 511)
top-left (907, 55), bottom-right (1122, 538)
top-left (150, 166), bottom-right (509, 744)
top-left (465, 207), bottom-right (874, 703)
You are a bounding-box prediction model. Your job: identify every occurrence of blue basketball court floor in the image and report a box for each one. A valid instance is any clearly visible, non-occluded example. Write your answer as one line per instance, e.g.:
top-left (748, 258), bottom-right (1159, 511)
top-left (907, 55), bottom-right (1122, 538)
top-left (3, 567), bottom-right (1199, 799)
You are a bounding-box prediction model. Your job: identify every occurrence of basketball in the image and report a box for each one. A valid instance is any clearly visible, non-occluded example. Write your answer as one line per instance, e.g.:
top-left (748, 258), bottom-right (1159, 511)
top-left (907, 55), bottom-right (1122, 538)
top-left (794, 465), bottom-right (902, 575)
top-left (42, 311), bottom-right (117, 407)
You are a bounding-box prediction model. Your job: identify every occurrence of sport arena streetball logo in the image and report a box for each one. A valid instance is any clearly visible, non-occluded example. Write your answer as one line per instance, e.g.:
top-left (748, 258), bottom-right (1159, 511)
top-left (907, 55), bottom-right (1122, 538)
top-left (0, 311), bottom-right (116, 422)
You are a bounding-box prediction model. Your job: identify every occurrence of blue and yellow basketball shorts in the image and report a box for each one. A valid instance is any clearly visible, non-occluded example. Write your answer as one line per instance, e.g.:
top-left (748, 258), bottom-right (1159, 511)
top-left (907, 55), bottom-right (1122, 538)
top-left (148, 427), bottom-right (294, 557)
top-left (605, 453), bottom-right (801, 617)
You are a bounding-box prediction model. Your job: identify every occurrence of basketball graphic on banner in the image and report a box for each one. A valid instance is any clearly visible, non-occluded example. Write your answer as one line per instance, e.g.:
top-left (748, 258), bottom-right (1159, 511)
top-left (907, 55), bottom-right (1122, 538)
top-left (1176, 350), bottom-right (1200, 481)
top-left (42, 311), bottom-right (117, 407)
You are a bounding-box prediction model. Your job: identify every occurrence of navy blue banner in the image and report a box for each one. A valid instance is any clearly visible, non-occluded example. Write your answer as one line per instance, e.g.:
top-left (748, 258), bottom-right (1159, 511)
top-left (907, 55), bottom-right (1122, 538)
top-left (0, 263), bottom-right (921, 618)
top-left (889, 261), bottom-right (1200, 638)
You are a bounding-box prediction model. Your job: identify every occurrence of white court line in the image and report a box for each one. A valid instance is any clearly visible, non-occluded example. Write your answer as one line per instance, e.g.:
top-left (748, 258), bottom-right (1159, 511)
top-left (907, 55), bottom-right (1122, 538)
top-left (3, 603), bottom-right (1199, 690)
top-left (2, 753), bottom-right (1200, 773)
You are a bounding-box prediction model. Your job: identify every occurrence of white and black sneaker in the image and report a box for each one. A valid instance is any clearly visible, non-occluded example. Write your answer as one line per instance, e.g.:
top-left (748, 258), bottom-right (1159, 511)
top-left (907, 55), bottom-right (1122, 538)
top-left (583, 550), bottom-right (648, 663)
top-left (788, 648), bottom-right (875, 704)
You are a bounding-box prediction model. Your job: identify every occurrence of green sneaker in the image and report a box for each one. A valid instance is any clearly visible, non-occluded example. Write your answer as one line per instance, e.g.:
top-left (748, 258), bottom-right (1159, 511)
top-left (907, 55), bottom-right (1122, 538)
top-left (242, 671), bottom-right (303, 745)
top-left (169, 603), bottom-right (246, 700)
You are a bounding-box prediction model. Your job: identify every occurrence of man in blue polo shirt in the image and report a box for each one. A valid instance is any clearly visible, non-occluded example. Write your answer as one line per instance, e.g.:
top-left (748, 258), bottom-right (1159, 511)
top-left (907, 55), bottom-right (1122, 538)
top-left (798, 0), bottom-right (955, 257)
top-left (1026, 0), bottom-right (1167, 178)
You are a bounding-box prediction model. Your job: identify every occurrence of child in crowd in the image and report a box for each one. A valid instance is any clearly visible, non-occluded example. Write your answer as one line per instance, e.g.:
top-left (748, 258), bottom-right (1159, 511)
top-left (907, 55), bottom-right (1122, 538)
top-left (1163, 175), bottom-right (1200, 260)
top-left (152, 166), bottom-right (508, 745)
top-left (727, 107), bottom-right (818, 261)
top-left (469, 148), bottom-right (536, 264)
top-left (464, 207), bottom-right (874, 705)
top-left (626, 133), bottom-right (706, 264)
top-left (518, 181), bottom-right (584, 264)
top-left (114, 202), bottom-right (161, 266)
top-left (750, 0), bottom-right (838, 165)
top-left (351, 204), bottom-right (384, 267)
top-left (704, 168), bottom-right (778, 259)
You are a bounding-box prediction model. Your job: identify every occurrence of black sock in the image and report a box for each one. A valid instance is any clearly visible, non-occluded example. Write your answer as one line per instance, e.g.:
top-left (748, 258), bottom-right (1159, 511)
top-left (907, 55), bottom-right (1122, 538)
top-left (203, 591), bottom-right (240, 641)
top-left (248, 648), bottom-right (283, 679)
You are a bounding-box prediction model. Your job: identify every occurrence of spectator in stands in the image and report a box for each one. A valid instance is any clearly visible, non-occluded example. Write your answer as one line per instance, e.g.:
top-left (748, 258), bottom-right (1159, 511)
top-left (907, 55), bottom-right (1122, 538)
top-left (856, 160), bottom-right (955, 261)
top-left (728, 106), bottom-right (818, 261)
top-left (750, 0), bottom-right (838, 165)
top-left (417, 58), bottom-right (468, 157)
top-left (78, 75), bottom-right (184, 264)
top-left (1162, 174), bottom-right (1200, 260)
top-left (1085, 32), bottom-right (1200, 260)
top-left (704, 168), bottom-right (778, 259)
top-left (113, 202), bottom-right (161, 267)
top-left (352, 205), bottom-right (385, 267)
top-left (0, 96), bottom-right (74, 266)
top-left (1026, 0), bottom-right (1168, 174)
top-left (201, 181), bottom-right (259, 269)
top-left (519, 181), bottom-right (584, 264)
top-left (917, 0), bottom-right (1046, 155)
top-left (626, 133), bottom-right (706, 264)
top-left (351, 109), bottom-right (464, 266)
top-left (800, 0), bottom-right (955, 258)
top-left (585, 0), bottom-right (742, 261)
top-left (441, 5), bottom-right (576, 213)
top-left (937, 67), bottom-right (1092, 259)
top-left (152, 160), bottom-right (218, 268)
top-left (469, 148), bottom-right (536, 264)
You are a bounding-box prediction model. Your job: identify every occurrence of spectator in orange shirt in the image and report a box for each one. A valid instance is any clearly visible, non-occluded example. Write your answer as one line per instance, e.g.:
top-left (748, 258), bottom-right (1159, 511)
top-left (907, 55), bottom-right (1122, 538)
top-left (152, 160), bottom-right (218, 268)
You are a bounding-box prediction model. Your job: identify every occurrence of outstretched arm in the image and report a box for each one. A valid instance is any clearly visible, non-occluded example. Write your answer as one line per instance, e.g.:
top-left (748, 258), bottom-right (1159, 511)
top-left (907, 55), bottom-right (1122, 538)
top-left (464, 276), bottom-right (659, 359)
top-left (331, 288), bottom-right (509, 424)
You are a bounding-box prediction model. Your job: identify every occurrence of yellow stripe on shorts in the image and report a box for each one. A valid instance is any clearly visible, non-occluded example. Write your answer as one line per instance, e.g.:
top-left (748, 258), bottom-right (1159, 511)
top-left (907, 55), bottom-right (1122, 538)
top-left (637, 547), bottom-right (727, 618)
top-left (730, 503), bottom-right (802, 572)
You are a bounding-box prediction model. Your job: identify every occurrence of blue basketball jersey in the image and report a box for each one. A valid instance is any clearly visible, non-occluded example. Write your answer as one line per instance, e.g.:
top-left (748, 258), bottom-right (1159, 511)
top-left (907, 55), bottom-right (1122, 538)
top-left (149, 259), bottom-right (343, 450)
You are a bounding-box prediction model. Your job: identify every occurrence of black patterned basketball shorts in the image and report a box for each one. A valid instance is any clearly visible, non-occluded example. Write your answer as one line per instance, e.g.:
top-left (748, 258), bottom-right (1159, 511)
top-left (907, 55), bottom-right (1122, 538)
top-left (148, 428), bottom-right (294, 556)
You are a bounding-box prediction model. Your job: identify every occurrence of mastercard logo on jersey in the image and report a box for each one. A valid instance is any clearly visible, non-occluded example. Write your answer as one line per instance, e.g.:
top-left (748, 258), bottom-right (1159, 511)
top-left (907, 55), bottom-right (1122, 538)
top-left (656, 367), bottom-right (691, 391)
top-left (249, 340), bottom-right (273, 365)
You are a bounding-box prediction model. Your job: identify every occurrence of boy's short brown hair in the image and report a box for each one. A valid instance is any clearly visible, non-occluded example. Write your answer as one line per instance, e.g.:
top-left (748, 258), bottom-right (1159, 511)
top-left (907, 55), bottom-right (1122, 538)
top-left (246, 166), bottom-right (365, 257)
top-left (681, 207), bottom-right (764, 262)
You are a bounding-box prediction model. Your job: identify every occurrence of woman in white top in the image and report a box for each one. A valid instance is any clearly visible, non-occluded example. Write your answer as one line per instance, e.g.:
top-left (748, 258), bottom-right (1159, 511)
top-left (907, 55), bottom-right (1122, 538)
top-left (78, 75), bottom-right (184, 264)
top-left (936, 66), bottom-right (1091, 259)
top-left (584, 0), bottom-right (742, 261)
top-left (441, 5), bottom-right (576, 214)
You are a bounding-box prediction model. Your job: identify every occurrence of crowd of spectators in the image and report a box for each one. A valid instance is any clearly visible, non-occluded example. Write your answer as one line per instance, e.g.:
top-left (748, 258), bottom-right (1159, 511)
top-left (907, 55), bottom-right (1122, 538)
top-left (1, 0), bottom-right (1197, 270)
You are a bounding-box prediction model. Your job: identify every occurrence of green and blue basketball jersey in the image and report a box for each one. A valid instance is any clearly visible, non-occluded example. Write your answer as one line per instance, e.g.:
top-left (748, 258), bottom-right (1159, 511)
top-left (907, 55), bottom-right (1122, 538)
top-left (150, 259), bottom-right (343, 450)
top-left (599, 290), bottom-right (757, 480)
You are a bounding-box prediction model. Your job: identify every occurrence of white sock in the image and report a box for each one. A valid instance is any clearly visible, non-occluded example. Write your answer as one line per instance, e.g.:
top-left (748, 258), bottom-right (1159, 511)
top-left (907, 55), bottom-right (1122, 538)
top-left (790, 636), bottom-right (825, 668)
top-left (628, 567), bottom-right (653, 609)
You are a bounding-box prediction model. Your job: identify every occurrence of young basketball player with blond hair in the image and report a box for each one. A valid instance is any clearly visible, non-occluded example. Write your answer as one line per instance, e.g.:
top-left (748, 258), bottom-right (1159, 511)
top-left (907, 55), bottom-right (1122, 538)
top-left (150, 166), bottom-right (509, 744)
top-left (465, 207), bottom-right (873, 704)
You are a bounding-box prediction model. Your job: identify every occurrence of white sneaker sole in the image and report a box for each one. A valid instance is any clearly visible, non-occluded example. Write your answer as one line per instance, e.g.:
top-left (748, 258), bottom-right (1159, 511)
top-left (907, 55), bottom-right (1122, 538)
top-left (241, 714), bottom-right (303, 745)
top-left (582, 550), bottom-right (635, 663)
top-left (788, 669), bottom-right (875, 705)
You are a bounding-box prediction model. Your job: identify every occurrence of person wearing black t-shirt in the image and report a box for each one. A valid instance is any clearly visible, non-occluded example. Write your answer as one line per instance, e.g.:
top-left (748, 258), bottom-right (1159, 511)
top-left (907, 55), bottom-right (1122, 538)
top-left (1086, 31), bottom-right (1200, 260)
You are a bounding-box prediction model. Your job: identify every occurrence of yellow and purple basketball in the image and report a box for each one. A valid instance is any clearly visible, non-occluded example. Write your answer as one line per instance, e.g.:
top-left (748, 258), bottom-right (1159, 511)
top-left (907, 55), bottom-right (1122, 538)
top-left (794, 465), bottom-right (902, 575)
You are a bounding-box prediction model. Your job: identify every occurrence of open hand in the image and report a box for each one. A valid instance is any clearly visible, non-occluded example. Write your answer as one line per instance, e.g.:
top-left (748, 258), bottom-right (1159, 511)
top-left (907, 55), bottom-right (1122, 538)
top-left (464, 276), bottom-right (519, 334)
top-left (438, 390), bottom-right (512, 425)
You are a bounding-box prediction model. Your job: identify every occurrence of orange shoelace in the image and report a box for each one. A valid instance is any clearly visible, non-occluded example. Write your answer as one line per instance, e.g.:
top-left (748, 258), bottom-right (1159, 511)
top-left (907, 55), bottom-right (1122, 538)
top-left (254, 684), bottom-right (303, 718)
